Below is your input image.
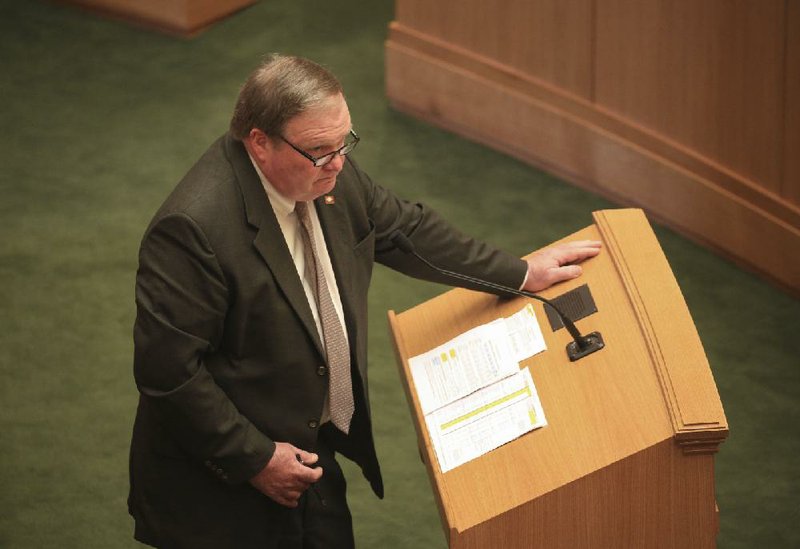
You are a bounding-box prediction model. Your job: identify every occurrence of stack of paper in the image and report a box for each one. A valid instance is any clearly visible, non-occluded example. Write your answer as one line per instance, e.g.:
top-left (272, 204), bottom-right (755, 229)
top-left (408, 304), bottom-right (549, 472)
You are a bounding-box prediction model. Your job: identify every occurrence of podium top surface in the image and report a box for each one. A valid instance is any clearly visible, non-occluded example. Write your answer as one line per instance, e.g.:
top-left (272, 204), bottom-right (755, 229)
top-left (388, 209), bottom-right (728, 534)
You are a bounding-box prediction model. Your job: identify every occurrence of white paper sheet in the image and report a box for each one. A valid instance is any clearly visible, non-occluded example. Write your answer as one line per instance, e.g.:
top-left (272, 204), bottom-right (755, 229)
top-left (409, 319), bottom-right (519, 415)
top-left (407, 304), bottom-right (549, 472)
top-left (425, 368), bottom-right (547, 472)
top-left (409, 303), bottom-right (547, 415)
top-left (503, 303), bottom-right (548, 362)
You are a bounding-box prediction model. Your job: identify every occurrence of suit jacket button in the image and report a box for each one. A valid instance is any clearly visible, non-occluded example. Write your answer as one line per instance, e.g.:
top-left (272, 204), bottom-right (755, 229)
top-left (317, 365), bottom-right (327, 376)
top-left (308, 419), bottom-right (319, 429)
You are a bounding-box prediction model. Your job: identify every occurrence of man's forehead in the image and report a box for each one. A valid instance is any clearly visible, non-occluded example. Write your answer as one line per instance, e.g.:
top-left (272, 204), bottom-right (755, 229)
top-left (285, 95), bottom-right (351, 140)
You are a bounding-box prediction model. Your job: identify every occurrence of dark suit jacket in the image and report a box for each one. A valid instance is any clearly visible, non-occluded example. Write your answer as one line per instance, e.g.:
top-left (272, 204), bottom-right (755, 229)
top-left (128, 133), bottom-right (527, 548)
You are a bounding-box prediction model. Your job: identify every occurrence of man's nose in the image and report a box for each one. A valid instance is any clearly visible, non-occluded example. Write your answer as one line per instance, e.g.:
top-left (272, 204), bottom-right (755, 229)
top-left (324, 153), bottom-right (345, 172)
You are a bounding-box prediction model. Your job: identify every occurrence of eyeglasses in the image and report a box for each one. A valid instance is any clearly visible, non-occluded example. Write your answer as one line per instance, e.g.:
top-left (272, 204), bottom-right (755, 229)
top-left (279, 129), bottom-right (360, 167)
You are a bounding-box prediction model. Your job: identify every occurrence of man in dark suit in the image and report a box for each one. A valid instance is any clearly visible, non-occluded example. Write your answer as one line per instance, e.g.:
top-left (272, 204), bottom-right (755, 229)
top-left (128, 54), bottom-right (600, 548)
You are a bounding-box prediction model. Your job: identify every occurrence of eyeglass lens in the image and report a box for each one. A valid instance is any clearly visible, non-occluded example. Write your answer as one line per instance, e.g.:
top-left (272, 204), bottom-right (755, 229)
top-left (314, 133), bottom-right (358, 167)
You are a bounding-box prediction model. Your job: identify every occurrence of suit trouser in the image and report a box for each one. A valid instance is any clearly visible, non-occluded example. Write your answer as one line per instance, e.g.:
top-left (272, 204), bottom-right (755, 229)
top-left (135, 430), bottom-right (355, 549)
top-left (275, 425), bottom-right (356, 549)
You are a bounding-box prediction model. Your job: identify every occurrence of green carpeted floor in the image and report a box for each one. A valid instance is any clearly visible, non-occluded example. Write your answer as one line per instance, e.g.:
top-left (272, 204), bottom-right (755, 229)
top-left (1, 1), bottom-right (798, 547)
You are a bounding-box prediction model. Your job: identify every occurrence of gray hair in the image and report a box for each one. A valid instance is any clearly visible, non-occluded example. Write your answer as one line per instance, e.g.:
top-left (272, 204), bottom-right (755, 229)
top-left (229, 54), bottom-right (344, 140)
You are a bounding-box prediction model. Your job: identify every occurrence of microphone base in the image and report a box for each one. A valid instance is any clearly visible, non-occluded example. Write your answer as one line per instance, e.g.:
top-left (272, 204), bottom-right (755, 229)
top-left (566, 331), bottom-right (605, 362)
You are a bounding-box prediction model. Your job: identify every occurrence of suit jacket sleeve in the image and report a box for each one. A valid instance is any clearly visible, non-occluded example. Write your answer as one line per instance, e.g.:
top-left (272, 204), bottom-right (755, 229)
top-left (133, 212), bottom-right (274, 484)
top-left (347, 160), bottom-right (528, 292)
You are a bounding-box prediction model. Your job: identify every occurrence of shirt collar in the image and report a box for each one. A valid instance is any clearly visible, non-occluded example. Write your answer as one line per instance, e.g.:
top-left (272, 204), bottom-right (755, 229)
top-left (247, 152), bottom-right (296, 220)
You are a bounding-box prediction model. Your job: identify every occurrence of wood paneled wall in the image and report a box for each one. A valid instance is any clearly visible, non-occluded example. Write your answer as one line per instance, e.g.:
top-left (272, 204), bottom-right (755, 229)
top-left (386, 0), bottom-right (800, 294)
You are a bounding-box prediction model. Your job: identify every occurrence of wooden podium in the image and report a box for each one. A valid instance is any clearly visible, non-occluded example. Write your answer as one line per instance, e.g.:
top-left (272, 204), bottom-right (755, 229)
top-left (387, 209), bottom-right (728, 548)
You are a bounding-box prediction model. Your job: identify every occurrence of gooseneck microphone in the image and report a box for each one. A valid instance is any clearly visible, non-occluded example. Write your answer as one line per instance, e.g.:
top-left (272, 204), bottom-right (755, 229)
top-left (390, 231), bottom-right (604, 362)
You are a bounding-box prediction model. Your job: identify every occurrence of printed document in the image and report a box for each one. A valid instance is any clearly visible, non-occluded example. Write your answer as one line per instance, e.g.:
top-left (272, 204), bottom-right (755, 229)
top-left (408, 304), bottom-right (548, 472)
top-left (426, 367), bottom-right (546, 472)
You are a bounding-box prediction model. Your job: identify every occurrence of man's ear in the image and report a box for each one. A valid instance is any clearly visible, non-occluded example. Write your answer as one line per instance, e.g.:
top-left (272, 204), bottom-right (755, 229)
top-left (244, 128), bottom-right (273, 163)
top-left (247, 128), bottom-right (268, 152)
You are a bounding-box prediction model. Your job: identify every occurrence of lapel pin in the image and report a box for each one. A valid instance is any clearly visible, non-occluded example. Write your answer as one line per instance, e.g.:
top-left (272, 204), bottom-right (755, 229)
top-left (324, 195), bottom-right (335, 205)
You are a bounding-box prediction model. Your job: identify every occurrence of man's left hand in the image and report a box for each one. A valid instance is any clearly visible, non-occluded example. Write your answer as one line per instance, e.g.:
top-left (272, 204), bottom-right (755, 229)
top-left (522, 240), bottom-right (602, 293)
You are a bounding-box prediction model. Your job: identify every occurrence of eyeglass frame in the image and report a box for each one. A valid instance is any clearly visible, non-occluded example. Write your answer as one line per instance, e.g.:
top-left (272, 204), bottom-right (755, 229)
top-left (278, 129), bottom-right (360, 167)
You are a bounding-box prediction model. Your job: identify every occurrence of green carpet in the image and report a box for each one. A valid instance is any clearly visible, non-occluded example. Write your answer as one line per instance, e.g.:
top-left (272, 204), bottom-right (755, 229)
top-left (1, 1), bottom-right (798, 547)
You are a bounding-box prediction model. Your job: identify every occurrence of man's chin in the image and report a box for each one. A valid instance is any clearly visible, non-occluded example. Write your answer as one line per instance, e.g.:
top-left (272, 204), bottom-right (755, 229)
top-left (315, 177), bottom-right (337, 195)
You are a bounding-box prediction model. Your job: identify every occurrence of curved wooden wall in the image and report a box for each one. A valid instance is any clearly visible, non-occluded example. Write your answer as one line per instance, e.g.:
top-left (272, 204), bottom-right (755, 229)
top-left (385, 0), bottom-right (800, 294)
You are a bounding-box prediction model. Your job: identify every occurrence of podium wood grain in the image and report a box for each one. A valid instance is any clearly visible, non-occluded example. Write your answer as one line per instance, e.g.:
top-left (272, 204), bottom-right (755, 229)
top-left (388, 209), bottom-right (727, 548)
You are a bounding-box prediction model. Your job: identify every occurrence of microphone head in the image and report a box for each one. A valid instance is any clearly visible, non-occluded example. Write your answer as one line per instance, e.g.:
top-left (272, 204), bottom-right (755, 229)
top-left (390, 230), bottom-right (415, 254)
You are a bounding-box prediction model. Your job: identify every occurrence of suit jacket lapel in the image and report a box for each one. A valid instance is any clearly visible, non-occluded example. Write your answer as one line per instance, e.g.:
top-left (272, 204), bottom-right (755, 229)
top-left (224, 134), bottom-right (325, 358)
